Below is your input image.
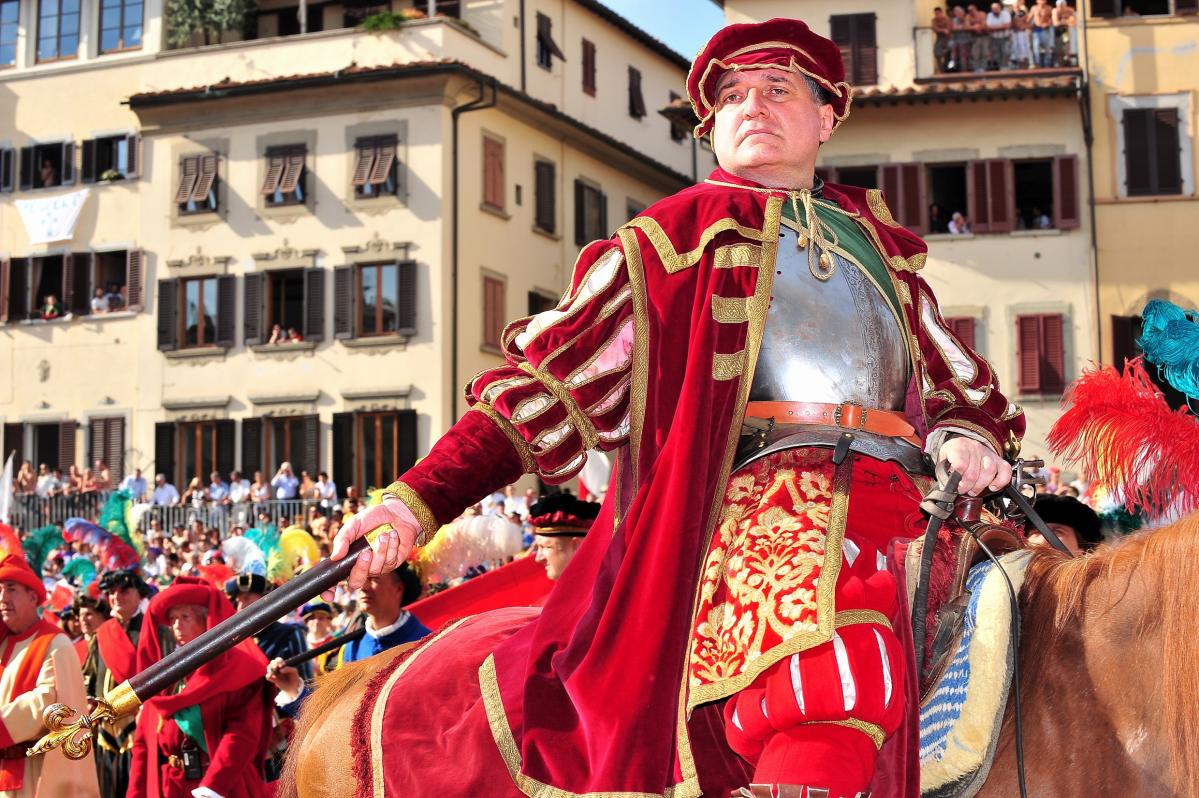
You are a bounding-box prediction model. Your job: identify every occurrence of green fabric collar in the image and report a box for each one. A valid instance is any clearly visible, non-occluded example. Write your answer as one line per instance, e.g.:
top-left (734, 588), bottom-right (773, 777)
top-left (780, 199), bottom-right (903, 320)
top-left (173, 702), bottom-right (208, 753)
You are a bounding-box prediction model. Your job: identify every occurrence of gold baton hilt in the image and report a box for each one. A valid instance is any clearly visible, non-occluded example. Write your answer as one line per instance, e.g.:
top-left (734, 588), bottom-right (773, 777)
top-left (29, 681), bottom-right (142, 760)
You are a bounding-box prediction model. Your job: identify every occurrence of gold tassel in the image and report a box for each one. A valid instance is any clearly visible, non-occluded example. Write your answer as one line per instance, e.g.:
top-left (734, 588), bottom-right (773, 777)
top-left (794, 189), bottom-right (839, 281)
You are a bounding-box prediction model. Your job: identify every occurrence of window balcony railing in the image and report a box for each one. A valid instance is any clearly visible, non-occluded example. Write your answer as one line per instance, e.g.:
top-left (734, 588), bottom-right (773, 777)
top-left (914, 24), bottom-right (1079, 82)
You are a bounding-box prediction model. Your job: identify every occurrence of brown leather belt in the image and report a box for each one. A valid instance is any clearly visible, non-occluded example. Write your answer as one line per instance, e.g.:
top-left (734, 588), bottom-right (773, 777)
top-left (745, 400), bottom-right (920, 446)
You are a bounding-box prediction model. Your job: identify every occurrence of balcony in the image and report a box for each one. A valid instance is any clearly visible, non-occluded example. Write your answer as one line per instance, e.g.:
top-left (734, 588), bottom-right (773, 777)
top-left (913, 25), bottom-right (1079, 82)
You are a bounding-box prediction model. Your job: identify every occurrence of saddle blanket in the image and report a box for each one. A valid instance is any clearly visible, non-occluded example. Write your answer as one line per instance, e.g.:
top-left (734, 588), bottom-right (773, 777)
top-left (918, 550), bottom-right (1032, 798)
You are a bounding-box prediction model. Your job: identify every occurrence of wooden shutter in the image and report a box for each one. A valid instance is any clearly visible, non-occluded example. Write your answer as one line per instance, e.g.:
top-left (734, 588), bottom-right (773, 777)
top-left (81, 139), bottom-right (97, 183)
top-left (534, 161), bottom-right (556, 233)
top-left (599, 191), bottom-right (608, 238)
top-left (947, 317), bottom-right (976, 350)
top-left (574, 180), bottom-right (587, 245)
top-left (68, 253), bottom-right (92, 315)
top-left (90, 417), bottom-right (124, 482)
top-left (1042, 314), bottom-right (1065, 394)
top-left (968, 161), bottom-right (990, 233)
top-left (301, 415), bottom-right (320, 477)
top-left (175, 156), bottom-right (199, 204)
top-left (1016, 314), bottom-right (1041, 392)
top-left (855, 15), bottom-right (878, 85)
top-left (830, 15), bottom-right (854, 78)
top-left (3, 423), bottom-right (23, 466)
top-left (879, 164), bottom-right (926, 231)
top-left (331, 412), bottom-right (354, 492)
top-left (261, 152), bottom-right (286, 195)
top-left (126, 135), bottom-right (139, 179)
top-left (157, 279), bottom-right (178, 351)
top-left (61, 252), bottom-right (75, 312)
top-left (125, 248), bottom-right (144, 310)
top-left (536, 13), bottom-right (565, 60)
top-left (334, 266), bottom-right (354, 339)
top-left (5, 259), bottom-right (25, 323)
top-left (57, 421), bottom-right (76, 473)
top-left (582, 39), bottom-right (596, 96)
top-left (628, 67), bottom-right (646, 118)
top-left (192, 154), bottom-right (218, 202)
top-left (0, 149), bottom-right (12, 192)
top-left (351, 142), bottom-right (375, 187)
top-left (397, 260), bottom-right (417, 336)
top-left (0, 258), bottom-right (8, 324)
top-left (368, 141), bottom-right (395, 187)
top-left (1053, 155), bottom-right (1081, 230)
top-left (19, 146), bottom-right (34, 190)
top-left (61, 142), bottom-right (75, 184)
top-left (278, 151), bottom-right (305, 195)
top-left (1110, 315), bottom-right (1140, 366)
top-left (243, 272), bottom-right (265, 345)
top-left (483, 276), bottom-right (504, 347)
top-left (397, 409), bottom-right (418, 474)
top-left (1153, 108), bottom-right (1182, 194)
top-left (241, 418), bottom-right (263, 478)
top-left (154, 422), bottom-right (176, 486)
top-left (90, 420), bottom-right (106, 478)
top-left (985, 159), bottom-right (1014, 233)
top-left (215, 419), bottom-right (235, 477)
top-left (483, 137), bottom-right (505, 209)
top-left (1122, 109), bottom-right (1153, 196)
top-left (215, 274), bottom-right (236, 348)
top-left (304, 268), bottom-right (325, 341)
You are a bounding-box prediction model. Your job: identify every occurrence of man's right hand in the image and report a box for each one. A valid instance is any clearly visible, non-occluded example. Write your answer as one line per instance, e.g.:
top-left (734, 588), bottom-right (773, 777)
top-left (329, 495), bottom-right (421, 590)
top-left (265, 657), bottom-right (303, 703)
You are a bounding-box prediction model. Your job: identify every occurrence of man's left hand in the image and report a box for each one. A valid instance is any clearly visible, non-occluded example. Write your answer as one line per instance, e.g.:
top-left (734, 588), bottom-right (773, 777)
top-left (937, 437), bottom-right (1012, 497)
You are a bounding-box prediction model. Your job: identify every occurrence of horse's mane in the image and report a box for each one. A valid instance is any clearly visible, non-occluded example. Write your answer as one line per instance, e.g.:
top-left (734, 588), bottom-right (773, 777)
top-left (1019, 513), bottom-right (1199, 794)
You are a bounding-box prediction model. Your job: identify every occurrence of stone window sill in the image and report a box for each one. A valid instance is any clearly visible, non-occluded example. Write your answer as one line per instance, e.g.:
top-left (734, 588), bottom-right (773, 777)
top-left (480, 203), bottom-right (511, 220)
top-left (250, 341), bottom-right (317, 354)
top-left (164, 346), bottom-right (227, 360)
top-left (340, 334), bottom-right (409, 349)
top-left (532, 225), bottom-right (560, 241)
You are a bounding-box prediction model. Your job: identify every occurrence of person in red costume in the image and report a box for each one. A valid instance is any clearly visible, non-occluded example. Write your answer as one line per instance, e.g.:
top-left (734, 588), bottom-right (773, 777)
top-left (331, 18), bottom-right (1023, 798)
top-left (128, 577), bottom-right (273, 798)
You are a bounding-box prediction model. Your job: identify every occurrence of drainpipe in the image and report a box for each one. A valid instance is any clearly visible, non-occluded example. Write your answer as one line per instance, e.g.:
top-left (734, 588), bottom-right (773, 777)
top-left (450, 76), bottom-right (498, 423)
top-left (519, 0), bottom-right (527, 92)
top-left (1078, 9), bottom-right (1102, 363)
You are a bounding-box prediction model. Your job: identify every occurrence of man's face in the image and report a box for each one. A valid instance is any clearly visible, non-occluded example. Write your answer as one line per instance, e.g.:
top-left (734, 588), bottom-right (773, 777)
top-left (167, 605), bottom-right (206, 646)
top-left (233, 591), bottom-right (263, 612)
top-left (0, 582), bottom-right (40, 632)
top-left (107, 586), bottom-right (142, 620)
top-left (711, 68), bottom-right (834, 183)
top-left (306, 613), bottom-right (332, 639)
top-left (78, 607), bottom-right (107, 635)
top-left (533, 535), bottom-right (580, 581)
top-left (992, 3), bottom-right (1002, 12)
top-left (1029, 522), bottom-right (1083, 556)
top-left (360, 573), bottom-right (402, 618)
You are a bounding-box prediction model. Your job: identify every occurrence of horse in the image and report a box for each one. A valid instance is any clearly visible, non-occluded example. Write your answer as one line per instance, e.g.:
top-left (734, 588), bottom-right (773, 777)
top-left (279, 514), bottom-right (1199, 798)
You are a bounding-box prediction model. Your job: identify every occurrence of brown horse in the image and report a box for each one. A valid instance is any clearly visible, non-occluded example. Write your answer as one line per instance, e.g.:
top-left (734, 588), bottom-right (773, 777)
top-left (280, 514), bottom-right (1199, 798)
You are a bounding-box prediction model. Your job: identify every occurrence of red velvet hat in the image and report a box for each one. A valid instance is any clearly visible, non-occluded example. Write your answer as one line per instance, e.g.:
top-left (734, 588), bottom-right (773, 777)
top-left (0, 553), bottom-right (47, 604)
top-left (528, 493), bottom-right (601, 538)
top-left (687, 17), bottom-right (853, 138)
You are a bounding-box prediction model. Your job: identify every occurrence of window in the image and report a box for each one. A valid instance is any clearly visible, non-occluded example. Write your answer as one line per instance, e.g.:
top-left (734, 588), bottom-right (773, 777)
top-left (37, 0), bottom-right (80, 62)
top-left (332, 261), bottom-right (416, 339)
top-left (175, 153), bottom-right (218, 214)
top-left (89, 417), bottom-right (125, 483)
top-left (31, 421), bottom-right (75, 473)
top-left (582, 38), bottom-right (597, 96)
top-left (1123, 108), bottom-right (1183, 196)
top-left (1089, 0), bottom-right (1194, 16)
top-left (81, 135), bottom-right (138, 182)
top-left (668, 91), bottom-right (687, 142)
top-left (482, 136), bottom-right (505, 211)
top-left (262, 145), bottom-right (307, 207)
top-left (626, 198), bottom-right (646, 221)
top-left (91, 249), bottom-right (142, 312)
top-left (535, 12), bottom-right (564, 69)
top-left (880, 163), bottom-right (927, 233)
top-left (832, 166), bottom-right (879, 189)
top-left (628, 66), bottom-right (647, 119)
top-left (574, 180), bottom-right (607, 245)
top-left (0, 149), bottom-right (13, 192)
top-left (261, 415), bottom-right (319, 476)
top-left (1111, 314), bottom-right (1190, 409)
top-left (0, 254), bottom-right (123, 321)
top-left (1, 0), bottom-right (18, 67)
top-left (528, 290), bottom-right (556, 316)
top-left (926, 157), bottom-right (1079, 233)
top-left (945, 316), bottom-right (977, 350)
top-left (1015, 313), bottom-right (1066, 395)
top-left (257, 3), bottom-right (325, 37)
top-left (19, 142), bottom-right (74, 190)
top-left (269, 270), bottom-right (305, 335)
top-left (2, 423), bottom-right (22, 468)
top-left (352, 136), bottom-right (398, 198)
top-left (334, 410), bottom-right (417, 492)
top-left (482, 274), bottom-right (505, 350)
top-left (156, 275), bottom-right (234, 351)
top-left (830, 13), bottom-right (878, 86)
top-left (534, 159), bottom-right (556, 233)
top-left (170, 420), bottom-right (234, 488)
top-left (99, 0), bottom-right (142, 53)
top-left (243, 268), bottom-right (324, 345)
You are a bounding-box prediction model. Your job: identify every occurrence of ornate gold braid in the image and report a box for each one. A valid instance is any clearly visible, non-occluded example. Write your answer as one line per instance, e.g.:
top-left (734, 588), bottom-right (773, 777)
top-left (802, 718), bottom-right (887, 750)
top-left (379, 481), bottom-right (439, 547)
top-left (518, 362), bottom-right (600, 450)
top-left (472, 403), bottom-right (538, 474)
top-left (834, 609), bottom-right (893, 631)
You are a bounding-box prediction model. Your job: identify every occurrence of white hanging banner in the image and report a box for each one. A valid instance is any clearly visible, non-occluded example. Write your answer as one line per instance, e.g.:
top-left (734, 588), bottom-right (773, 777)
top-left (15, 188), bottom-right (89, 245)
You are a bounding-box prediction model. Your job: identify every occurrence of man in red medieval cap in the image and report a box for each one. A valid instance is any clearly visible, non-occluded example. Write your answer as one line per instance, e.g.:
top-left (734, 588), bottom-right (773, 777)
top-left (0, 553), bottom-right (98, 798)
top-left (332, 17), bottom-right (1023, 798)
top-left (529, 493), bottom-right (601, 581)
top-left (128, 576), bottom-right (273, 798)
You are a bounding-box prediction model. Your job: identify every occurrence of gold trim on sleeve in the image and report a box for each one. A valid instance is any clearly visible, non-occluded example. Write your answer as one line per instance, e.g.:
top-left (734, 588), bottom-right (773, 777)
top-left (801, 718), bottom-right (886, 751)
top-left (866, 189), bottom-right (901, 228)
top-left (472, 403), bottom-right (538, 474)
top-left (712, 350), bottom-right (746, 381)
top-left (617, 228), bottom-right (650, 487)
top-left (380, 481), bottom-right (440, 547)
top-left (714, 243), bottom-right (762, 269)
top-left (623, 217), bottom-right (767, 274)
top-left (834, 609), bottom-right (893, 631)
top-left (518, 362), bottom-right (600, 450)
top-left (711, 295), bottom-right (752, 324)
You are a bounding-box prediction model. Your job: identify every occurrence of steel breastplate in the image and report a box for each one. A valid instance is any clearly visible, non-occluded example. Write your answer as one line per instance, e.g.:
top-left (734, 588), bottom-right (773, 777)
top-left (749, 224), bottom-right (910, 409)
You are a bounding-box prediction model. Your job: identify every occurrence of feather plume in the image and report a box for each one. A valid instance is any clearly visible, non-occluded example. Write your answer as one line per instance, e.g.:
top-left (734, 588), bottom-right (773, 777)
top-left (99, 490), bottom-right (144, 556)
top-left (416, 514), bottom-right (524, 585)
top-left (62, 518), bottom-right (140, 571)
top-left (221, 536), bottom-right (267, 577)
top-left (20, 524), bottom-right (62, 571)
top-left (1138, 300), bottom-right (1199, 400)
top-left (268, 526), bottom-right (320, 583)
top-left (1048, 359), bottom-right (1199, 519)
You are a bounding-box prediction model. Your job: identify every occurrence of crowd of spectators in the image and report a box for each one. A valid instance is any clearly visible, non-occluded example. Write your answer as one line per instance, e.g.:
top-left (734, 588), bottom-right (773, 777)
top-left (933, 0), bottom-right (1078, 74)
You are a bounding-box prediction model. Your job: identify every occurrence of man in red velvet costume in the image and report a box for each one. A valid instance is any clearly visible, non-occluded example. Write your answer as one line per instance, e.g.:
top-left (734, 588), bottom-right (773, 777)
top-left (332, 18), bottom-right (1023, 798)
top-left (129, 577), bottom-right (273, 798)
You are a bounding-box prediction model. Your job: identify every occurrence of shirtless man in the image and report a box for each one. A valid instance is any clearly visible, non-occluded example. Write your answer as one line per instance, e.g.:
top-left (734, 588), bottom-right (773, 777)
top-left (1030, 0), bottom-right (1055, 67)
top-left (1052, 0), bottom-right (1078, 66)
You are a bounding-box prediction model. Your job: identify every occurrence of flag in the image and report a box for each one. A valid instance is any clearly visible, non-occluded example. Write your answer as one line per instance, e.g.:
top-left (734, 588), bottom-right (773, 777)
top-left (0, 452), bottom-right (13, 525)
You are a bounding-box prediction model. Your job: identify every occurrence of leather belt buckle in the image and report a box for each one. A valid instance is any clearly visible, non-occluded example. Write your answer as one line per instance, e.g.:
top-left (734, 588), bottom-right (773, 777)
top-left (833, 401), bottom-right (868, 431)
